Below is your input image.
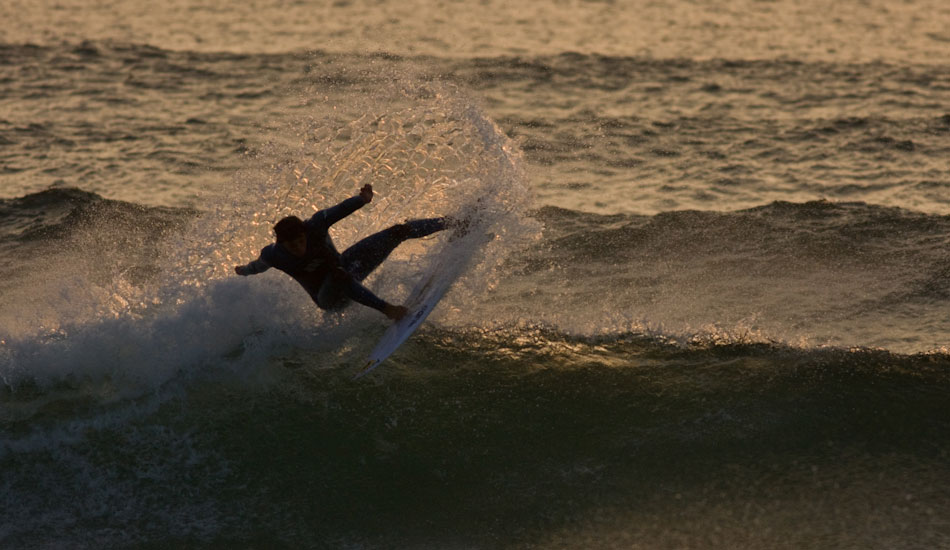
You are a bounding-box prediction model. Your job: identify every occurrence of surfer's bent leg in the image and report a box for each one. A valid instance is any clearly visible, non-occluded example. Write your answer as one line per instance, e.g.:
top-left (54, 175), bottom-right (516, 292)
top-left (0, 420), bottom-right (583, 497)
top-left (342, 217), bottom-right (447, 281)
top-left (315, 268), bottom-right (389, 313)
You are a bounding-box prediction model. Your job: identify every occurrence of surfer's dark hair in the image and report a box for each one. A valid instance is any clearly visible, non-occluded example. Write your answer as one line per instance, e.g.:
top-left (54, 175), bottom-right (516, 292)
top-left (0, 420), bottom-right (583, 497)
top-left (274, 216), bottom-right (306, 242)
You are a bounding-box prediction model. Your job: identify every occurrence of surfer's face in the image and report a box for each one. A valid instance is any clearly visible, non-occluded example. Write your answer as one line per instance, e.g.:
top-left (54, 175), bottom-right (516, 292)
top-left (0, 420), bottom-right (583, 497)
top-left (283, 233), bottom-right (307, 257)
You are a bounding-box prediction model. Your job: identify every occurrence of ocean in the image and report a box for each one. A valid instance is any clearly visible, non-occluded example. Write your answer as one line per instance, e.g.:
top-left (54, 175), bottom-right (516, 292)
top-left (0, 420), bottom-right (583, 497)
top-left (1, 1), bottom-right (949, 548)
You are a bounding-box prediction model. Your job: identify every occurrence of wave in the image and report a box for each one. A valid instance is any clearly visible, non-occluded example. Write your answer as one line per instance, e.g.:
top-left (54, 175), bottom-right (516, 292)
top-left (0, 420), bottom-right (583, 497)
top-left (528, 200), bottom-right (950, 326)
top-left (0, 186), bottom-right (191, 243)
top-left (4, 309), bottom-right (949, 415)
top-left (6, 39), bottom-right (950, 86)
top-left (8, 187), bottom-right (950, 276)
top-left (2, 320), bottom-right (948, 547)
top-left (1, 191), bottom-right (947, 542)
top-left (7, 186), bottom-right (950, 360)
top-left (536, 199), bottom-right (950, 258)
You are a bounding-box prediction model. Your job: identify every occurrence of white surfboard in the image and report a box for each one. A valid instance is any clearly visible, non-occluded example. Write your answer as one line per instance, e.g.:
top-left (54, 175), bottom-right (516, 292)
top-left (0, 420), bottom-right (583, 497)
top-left (353, 229), bottom-right (491, 379)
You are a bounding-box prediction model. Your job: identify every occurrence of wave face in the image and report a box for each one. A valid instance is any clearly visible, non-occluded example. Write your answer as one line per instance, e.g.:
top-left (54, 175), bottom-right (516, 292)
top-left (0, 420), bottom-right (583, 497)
top-left (2, 326), bottom-right (949, 549)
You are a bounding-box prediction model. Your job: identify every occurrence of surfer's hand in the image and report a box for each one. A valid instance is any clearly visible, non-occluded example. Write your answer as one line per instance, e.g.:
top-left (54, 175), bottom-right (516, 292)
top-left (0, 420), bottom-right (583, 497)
top-left (234, 265), bottom-right (247, 276)
top-left (359, 184), bottom-right (373, 203)
top-left (383, 304), bottom-right (408, 321)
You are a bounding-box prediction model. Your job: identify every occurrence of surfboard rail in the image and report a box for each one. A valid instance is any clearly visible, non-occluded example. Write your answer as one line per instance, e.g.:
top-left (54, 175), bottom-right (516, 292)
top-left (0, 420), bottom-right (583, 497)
top-left (353, 229), bottom-right (492, 379)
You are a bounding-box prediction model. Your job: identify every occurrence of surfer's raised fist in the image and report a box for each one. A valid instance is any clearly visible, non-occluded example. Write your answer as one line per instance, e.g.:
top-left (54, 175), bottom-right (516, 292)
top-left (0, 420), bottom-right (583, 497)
top-left (359, 184), bottom-right (374, 203)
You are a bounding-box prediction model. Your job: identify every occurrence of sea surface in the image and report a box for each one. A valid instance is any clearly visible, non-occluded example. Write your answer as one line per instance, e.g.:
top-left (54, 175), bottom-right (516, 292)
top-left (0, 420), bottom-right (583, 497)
top-left (2, 1), bottom-right (949, 548)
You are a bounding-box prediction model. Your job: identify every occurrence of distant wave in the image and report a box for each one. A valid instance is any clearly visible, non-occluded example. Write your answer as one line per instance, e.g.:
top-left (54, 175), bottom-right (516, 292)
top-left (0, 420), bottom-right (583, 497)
top-left (0, 187), bottom-right (192, 243)
top-left (532, 200), bottom-right (950, 299)
top-left (5, 40), bottom-right (949, 85)
top-left (9, 187), bottom-right (950, 258)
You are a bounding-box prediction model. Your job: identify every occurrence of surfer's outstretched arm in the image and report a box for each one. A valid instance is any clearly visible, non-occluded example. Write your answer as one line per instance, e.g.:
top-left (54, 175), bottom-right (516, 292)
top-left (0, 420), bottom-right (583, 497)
top-left (234, 252), bottom-right (271, 276)
top-left (314, 184), bottom-right (374, 228)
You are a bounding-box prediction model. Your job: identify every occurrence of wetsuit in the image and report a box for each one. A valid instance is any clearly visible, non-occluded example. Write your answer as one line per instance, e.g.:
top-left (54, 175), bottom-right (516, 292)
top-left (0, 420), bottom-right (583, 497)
top-left (237, 195), bottom-right (446, 313)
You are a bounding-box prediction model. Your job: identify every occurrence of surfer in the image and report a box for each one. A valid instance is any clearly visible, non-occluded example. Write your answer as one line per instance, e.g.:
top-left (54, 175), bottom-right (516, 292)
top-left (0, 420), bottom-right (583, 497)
top-left (234, 184), bottom-right (450, 321)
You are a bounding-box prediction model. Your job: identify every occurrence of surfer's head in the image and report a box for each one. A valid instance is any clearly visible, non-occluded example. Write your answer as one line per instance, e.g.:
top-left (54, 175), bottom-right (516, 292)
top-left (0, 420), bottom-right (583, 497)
top-left (274, 216), bottom-right (307, 257)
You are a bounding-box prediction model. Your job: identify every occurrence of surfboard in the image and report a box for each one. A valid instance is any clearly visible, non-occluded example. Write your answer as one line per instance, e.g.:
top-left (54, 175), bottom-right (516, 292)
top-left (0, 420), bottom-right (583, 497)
top-left (353, 229), bottom-right (491, 379)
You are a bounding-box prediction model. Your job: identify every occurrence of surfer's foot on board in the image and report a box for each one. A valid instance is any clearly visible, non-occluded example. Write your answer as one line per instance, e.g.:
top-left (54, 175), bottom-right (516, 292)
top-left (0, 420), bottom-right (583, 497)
top-left (383, 303), bottom-right (409, 321)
